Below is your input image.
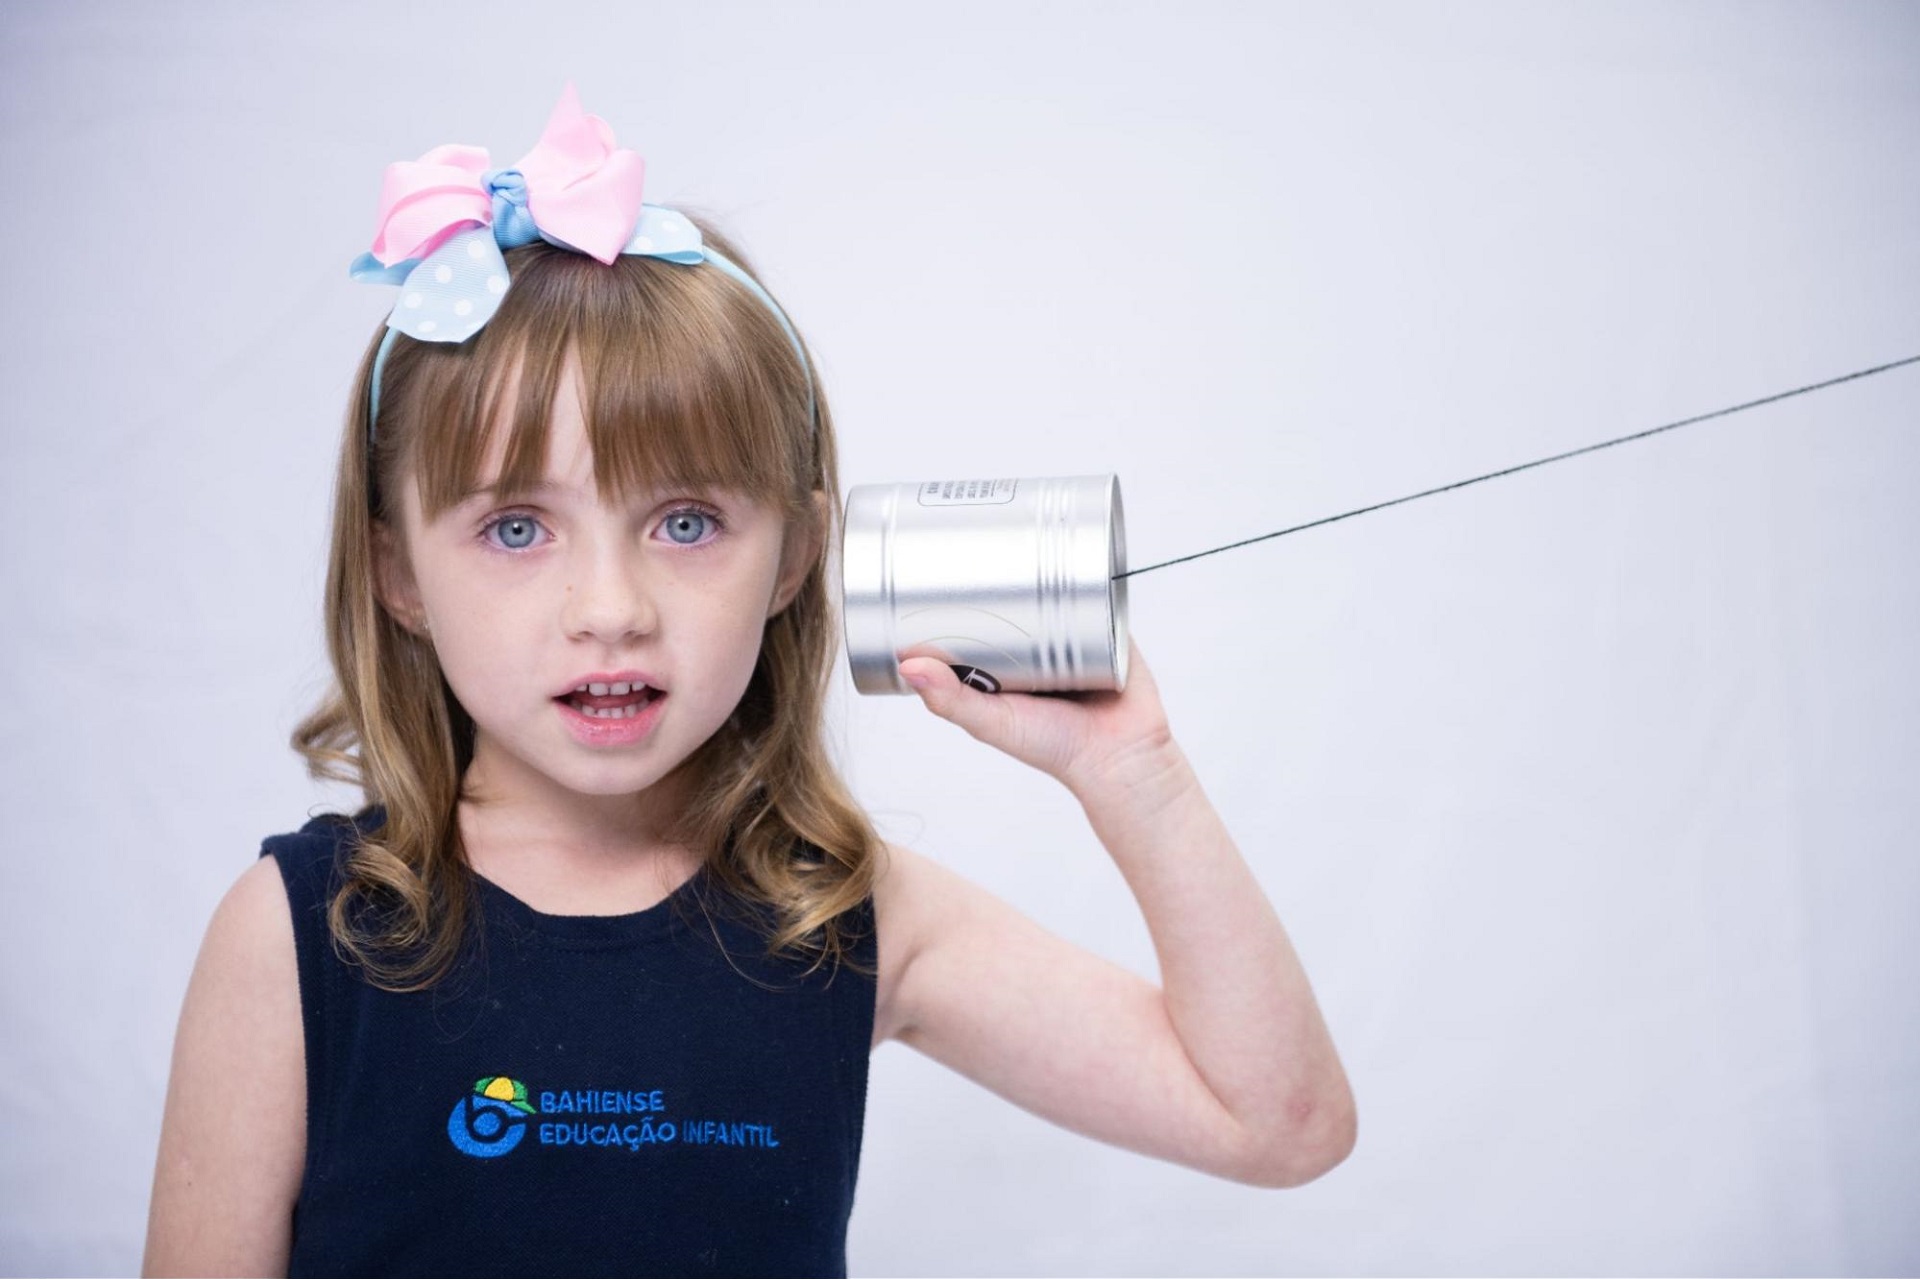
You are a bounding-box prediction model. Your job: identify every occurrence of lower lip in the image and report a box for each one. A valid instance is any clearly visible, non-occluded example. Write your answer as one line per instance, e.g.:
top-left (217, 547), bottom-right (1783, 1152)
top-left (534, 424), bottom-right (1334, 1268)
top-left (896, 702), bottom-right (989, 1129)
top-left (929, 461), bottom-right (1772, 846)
top-left (555, 692), bottom-right (667, 747)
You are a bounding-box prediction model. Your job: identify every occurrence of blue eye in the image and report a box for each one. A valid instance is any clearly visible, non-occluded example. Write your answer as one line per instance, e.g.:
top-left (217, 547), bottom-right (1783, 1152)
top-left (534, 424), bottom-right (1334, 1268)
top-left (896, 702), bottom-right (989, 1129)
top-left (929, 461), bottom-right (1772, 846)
top-left (477, 505), bottom-right (722, 554)
top-left (660, 508), bottom-right (721, 546)
top-left (482, 514), bottom-right (546, 551)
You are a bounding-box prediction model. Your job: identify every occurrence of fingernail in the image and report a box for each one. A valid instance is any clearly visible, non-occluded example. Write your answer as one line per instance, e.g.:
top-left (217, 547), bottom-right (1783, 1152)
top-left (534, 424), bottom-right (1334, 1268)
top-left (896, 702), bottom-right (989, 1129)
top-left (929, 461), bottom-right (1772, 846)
top-left (903, 671), bottom-right (930, 690)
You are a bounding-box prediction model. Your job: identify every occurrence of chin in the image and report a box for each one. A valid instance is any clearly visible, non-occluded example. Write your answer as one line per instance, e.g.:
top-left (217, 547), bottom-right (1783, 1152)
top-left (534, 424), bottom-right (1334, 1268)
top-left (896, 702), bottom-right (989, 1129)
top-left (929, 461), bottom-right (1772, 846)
top-left (561, 758), bottom-right (681, 797)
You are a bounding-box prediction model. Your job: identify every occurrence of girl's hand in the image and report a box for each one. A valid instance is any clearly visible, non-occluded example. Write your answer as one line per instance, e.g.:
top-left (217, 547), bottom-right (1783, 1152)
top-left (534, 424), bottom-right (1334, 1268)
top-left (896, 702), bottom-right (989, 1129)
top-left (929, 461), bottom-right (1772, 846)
top-left (897, 634), bottom-right (1184, 803)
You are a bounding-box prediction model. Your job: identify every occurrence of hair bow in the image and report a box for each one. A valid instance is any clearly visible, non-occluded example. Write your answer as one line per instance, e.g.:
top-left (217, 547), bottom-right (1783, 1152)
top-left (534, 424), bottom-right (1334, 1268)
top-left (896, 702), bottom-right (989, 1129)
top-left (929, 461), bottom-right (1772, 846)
top-left (349, 83), bottom-right (813, 432)
top-left (349, 82), bottom-right (708, 344)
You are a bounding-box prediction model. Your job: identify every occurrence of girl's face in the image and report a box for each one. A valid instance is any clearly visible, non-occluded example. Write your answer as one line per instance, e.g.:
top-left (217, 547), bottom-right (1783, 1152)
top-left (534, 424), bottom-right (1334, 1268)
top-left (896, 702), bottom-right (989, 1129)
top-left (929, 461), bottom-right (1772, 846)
top-left (373, 356), bottom-right (821, 828)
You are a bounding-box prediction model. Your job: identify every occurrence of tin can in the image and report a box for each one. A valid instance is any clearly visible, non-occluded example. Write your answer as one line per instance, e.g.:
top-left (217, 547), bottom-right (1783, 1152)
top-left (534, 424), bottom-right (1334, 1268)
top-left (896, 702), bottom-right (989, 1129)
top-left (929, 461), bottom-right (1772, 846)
top-left (841, 475), bottom-right (1130, 696)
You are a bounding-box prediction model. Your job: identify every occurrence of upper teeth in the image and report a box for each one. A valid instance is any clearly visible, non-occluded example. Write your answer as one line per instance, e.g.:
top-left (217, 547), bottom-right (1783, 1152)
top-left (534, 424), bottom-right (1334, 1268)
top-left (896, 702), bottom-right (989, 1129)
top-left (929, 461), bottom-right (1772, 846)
top-left (577, 681), bottom-right (647, 695)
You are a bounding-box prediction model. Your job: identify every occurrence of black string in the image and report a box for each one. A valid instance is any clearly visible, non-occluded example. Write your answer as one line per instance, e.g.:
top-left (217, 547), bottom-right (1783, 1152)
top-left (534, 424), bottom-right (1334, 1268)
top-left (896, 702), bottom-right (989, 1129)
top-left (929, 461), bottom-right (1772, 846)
top-left (1114, 353), bottom-right (1920, 581)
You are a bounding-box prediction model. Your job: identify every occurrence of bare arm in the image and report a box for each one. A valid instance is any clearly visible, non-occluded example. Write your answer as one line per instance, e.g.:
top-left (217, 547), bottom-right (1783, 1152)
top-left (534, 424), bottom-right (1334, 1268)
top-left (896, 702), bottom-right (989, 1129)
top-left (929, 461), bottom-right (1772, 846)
top-left (143, 856), bottom-right (305, 1277)
top-left (881, 641), bottom-right (1356, 1188)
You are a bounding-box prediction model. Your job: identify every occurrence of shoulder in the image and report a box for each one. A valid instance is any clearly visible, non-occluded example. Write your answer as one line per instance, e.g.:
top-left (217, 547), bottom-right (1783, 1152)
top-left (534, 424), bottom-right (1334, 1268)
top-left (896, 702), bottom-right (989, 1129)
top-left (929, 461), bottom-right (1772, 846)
top-left (866, 837), bottom-right (1013, 1049)
top-left (212, 811), bottom-right (350, 978)
top-left (209, 815), bottom-right (334, 1043)
top-left (197, 856), bottom-right (304, 1026)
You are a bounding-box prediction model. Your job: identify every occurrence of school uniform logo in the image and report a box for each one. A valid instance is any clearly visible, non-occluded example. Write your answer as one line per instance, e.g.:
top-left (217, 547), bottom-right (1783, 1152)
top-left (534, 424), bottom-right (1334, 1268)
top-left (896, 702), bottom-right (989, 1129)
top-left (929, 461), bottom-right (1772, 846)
top-left (446, 1073), bottom-right (781, 1159)
top-left (447, 1075), bottom-right (536, 1158)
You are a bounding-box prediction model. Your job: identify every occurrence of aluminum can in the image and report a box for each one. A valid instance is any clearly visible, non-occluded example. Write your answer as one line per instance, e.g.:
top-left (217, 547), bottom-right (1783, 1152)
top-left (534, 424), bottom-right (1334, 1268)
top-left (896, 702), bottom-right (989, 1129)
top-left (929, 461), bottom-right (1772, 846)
top-left (841, 475), bottom-right (1129, 695)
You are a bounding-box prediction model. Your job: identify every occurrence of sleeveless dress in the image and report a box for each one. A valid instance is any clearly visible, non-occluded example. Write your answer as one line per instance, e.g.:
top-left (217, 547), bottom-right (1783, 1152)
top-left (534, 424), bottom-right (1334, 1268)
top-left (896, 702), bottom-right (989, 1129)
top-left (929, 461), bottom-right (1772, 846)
top-left (260, 806), bottom-right (877, 1278)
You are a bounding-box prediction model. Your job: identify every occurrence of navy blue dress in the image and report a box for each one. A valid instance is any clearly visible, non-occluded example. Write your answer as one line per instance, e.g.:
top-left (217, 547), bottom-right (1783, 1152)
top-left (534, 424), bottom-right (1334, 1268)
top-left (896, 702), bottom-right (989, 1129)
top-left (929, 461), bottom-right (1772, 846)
top-left (260, 806), bottom-right (877, 1278)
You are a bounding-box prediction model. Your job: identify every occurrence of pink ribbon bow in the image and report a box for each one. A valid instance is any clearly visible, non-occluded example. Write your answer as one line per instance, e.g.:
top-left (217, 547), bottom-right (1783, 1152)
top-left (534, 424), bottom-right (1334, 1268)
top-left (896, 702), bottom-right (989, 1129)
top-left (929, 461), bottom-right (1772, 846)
top-left (367, 82), bottom-right (647, 268)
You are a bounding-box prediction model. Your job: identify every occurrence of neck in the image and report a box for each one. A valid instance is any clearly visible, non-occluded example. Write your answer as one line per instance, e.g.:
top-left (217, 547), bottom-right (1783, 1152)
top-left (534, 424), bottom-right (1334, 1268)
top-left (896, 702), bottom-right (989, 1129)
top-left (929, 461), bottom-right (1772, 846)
top-left (455, 735), bottom-right (701, 880)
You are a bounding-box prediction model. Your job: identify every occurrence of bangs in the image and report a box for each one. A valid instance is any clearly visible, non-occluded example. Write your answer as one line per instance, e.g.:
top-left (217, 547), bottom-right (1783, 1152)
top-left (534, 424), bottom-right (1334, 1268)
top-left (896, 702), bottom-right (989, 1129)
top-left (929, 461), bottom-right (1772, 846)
top-left (385, 240), bottom-right (814, 522)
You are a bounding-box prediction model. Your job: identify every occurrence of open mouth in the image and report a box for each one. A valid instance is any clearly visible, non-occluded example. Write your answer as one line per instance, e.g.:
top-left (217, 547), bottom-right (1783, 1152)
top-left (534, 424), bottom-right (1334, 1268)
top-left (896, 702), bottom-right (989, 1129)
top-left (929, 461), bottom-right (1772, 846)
top-left (556, 688), bottom-right (664, 720)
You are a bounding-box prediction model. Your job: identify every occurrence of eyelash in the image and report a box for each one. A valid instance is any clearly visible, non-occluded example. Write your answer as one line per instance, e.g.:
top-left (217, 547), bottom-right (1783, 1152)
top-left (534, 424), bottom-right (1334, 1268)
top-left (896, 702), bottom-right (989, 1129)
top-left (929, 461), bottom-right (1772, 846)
top-left (477, 503), bottom-right (728, 555)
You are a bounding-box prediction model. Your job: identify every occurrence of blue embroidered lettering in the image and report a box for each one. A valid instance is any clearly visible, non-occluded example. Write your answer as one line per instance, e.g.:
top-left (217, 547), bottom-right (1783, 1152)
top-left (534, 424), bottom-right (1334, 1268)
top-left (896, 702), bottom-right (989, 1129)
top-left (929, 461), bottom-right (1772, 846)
top-left (534, 1087), bottom-right (670, 1115)
top-left (534, 1108), bottom-right (691, 1150)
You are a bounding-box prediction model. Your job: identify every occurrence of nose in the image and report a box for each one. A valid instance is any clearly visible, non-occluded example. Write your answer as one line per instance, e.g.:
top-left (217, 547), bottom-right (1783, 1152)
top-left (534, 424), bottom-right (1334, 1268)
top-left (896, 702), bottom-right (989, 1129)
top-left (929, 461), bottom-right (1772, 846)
top-left (559, 531), bottom-right (659, 643)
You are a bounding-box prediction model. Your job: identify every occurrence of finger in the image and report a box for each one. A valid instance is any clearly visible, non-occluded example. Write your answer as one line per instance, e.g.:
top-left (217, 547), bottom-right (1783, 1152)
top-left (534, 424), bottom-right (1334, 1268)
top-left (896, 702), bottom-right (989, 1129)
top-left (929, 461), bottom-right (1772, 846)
top-left (1122, 632), bottom-right (1155, 691)
top-left (898, 658), bottom-right (1017, 745)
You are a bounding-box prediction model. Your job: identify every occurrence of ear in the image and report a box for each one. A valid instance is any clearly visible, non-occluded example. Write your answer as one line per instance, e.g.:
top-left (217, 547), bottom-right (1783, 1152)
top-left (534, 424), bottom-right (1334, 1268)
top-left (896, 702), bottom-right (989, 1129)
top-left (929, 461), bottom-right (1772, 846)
top-left (767, 490), bottom-right (830, 619)
top-left (371, 518), bottom-right (432, 638)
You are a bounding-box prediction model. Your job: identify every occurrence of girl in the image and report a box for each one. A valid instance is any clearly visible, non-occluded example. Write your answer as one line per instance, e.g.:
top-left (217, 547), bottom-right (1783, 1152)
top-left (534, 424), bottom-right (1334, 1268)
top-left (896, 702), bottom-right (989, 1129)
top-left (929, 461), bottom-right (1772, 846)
top-left (143, 87), bottom-right (1355, 1278)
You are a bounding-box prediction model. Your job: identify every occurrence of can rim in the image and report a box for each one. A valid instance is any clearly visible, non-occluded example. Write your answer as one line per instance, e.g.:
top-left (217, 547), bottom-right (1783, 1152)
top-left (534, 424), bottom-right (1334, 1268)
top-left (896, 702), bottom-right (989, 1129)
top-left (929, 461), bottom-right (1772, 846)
top-left (1107, 474), bottom-right (1130, 691)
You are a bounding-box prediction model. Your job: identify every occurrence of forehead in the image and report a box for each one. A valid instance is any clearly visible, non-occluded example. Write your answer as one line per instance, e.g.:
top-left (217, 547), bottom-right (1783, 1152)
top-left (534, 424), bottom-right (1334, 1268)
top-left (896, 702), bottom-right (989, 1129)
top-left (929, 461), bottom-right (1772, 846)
top-left (439, 407), bottom-right (762, 525)
top-left (398, 298), bottom-right (801, 528)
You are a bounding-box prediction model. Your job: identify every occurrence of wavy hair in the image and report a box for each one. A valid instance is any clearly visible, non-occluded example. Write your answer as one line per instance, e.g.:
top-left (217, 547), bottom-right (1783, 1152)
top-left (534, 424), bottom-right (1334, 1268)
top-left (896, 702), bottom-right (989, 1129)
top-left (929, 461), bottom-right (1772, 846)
top-left (291, 214), bottom-right (881, 993)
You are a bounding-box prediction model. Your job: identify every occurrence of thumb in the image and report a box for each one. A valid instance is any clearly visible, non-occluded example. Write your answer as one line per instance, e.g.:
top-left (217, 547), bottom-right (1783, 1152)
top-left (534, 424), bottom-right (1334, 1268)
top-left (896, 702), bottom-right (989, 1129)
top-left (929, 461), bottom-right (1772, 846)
top-left (898, 658), bottom-right (1014, 743)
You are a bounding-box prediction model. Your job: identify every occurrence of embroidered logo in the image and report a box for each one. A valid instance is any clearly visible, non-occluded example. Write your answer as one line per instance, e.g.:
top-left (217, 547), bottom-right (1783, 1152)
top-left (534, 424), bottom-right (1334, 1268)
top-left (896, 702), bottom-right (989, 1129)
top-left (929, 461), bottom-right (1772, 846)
top-left (445, 1074), bottom-right (782, 1159)
top-left (446, 1075), bottom-right (536, 1158)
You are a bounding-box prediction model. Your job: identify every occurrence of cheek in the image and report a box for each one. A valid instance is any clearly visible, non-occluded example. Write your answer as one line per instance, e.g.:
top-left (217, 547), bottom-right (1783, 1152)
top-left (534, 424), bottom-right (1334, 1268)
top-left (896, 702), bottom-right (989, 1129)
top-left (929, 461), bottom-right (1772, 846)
top-left (422, 628), bottom-right (498, 701)
top-left (702, 594), bottom-right (777, 674)
top-left (416, 578), bottom-right (536, 691)
top-left (717, 599), bottom-right (775, 657)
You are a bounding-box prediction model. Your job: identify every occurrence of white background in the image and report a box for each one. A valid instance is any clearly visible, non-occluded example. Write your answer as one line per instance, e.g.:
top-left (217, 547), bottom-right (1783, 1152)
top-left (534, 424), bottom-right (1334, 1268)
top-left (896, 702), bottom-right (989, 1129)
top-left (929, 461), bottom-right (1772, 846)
top-left (2, 2), bottom-right (1916, 1274)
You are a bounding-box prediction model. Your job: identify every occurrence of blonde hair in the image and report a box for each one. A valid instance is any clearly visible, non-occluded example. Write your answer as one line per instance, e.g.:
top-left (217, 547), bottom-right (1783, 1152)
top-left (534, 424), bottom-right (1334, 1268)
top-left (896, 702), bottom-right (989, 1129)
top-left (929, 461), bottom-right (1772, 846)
top-left (292, 214), bottom-right (882, 993)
